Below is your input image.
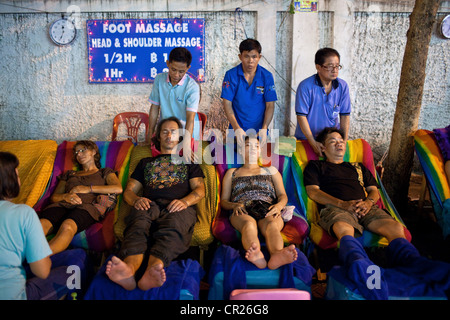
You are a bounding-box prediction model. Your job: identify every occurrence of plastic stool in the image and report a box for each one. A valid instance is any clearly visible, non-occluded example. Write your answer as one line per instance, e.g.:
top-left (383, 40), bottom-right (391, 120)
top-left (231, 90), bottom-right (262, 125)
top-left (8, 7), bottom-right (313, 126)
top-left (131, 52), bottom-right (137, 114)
top-left (230, 288), bottom-right (311, 300)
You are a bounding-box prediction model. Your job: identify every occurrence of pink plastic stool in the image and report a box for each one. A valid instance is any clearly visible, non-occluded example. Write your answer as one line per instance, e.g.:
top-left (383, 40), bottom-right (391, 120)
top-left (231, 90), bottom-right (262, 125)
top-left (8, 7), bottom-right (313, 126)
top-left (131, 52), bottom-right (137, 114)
top-left (229, 288), bottom-right (311, 300)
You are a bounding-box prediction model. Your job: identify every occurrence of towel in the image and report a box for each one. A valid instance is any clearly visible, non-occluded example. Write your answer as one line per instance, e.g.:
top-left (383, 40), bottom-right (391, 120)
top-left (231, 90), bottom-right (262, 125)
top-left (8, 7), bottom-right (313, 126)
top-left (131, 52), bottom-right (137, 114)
top-left (208, 244), bottom-right (315, 300)
top-left (84, 257), bottom-right (204, 300)
top-left (330, 236), bottom-right (450, 299)
top-left (338, 235), bottom-right (389, 300)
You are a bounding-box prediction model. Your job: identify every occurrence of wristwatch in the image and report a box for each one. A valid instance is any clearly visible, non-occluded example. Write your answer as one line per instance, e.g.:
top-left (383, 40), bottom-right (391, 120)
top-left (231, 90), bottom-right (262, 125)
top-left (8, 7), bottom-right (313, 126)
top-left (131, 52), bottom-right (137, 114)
top-left (366, 197), bottom-right (375, 205)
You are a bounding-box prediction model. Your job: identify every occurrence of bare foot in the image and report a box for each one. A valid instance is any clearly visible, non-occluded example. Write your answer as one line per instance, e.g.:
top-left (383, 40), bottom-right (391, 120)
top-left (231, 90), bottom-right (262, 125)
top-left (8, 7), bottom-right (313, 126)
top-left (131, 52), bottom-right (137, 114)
top-left (245, 242), bottom-right (267, 269)
top-left (105, 256), bottom-right (137, 291)
top-left (137, 263), bottom-right (166, 291)
top-left (268, 244), bottom-right (298, 270)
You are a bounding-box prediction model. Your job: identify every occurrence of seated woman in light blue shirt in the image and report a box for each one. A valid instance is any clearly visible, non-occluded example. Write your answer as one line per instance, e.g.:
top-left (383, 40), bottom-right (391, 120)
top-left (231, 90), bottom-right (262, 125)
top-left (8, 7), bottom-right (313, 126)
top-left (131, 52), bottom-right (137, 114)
top-left (0, 152), bottom-right (52, 300)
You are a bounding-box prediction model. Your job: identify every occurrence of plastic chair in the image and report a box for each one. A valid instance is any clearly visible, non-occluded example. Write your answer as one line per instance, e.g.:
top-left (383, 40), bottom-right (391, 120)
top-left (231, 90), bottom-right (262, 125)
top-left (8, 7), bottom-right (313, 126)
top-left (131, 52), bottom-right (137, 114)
top-left (230, 288), bottom-right (311, 300)
top-left (292, 138), bottom-right (411, 250)
top-left (212, 143), bottom-right (310, 247)
top-left (34, 140), bottom-right (135, 253)
top-left (197, 112), bottom-right (207, 139)
top-left (112, 112), bottom-right (149, 143)
top-left (414, 129), bottom-right (450, 238)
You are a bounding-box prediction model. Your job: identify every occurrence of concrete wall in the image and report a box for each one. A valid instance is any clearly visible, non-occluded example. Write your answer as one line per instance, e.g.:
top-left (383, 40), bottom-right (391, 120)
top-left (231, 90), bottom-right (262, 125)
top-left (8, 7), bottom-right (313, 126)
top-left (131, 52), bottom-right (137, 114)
top-left (0, 0), bottom-right (449, 160)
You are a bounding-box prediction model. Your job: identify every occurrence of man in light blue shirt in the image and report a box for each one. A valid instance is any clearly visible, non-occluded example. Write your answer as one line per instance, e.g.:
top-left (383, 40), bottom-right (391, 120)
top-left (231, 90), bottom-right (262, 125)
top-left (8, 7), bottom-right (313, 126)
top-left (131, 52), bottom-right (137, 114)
top-left (295, 48), bottom-right (351, 156)
top-left (147, 47), bottom-right (201, 146)
top-left (221, 39), bottom-right (277, 145)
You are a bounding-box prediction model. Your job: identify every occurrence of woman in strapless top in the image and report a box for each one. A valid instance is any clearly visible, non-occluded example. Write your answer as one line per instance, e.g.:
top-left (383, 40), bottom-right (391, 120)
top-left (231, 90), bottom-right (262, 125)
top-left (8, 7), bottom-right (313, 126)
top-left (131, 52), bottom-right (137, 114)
top-left (221, 136), bottom-right (298, 270)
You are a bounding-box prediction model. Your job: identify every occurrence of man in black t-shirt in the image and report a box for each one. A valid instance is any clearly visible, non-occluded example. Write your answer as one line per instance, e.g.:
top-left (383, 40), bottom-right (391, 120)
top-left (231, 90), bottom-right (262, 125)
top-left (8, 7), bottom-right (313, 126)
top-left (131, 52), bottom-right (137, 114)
top-left (303, 128), bottom-right (450, 301)
top-left (303, 127), bottom-right (405, 242)
top-left (106, 117), bottom-right (205, 291)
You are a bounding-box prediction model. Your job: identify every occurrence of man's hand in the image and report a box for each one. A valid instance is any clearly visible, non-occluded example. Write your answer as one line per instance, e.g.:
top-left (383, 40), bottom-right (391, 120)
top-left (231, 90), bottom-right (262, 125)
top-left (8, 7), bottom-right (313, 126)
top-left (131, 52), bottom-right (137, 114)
top-left (167, 199), bottom-right (188, 213)
top-left (133, 197), bottom-right (152, 211)
top-left (310, 139), bottom-right (323, 157)
top-left (235, 128), bottom-right (246, 146)
top-left (352, 199), bottom-right (372, 219)
top-left (339, 199), bottom-right (371, 219)
top-left (182, 138), bottom-right (193, 163)
top-left (339, 199), bottom-right (360, 215)
top-left (182, 138), bottom-right (199, 164)
top-left (258, 129), bottom-right (268, 147)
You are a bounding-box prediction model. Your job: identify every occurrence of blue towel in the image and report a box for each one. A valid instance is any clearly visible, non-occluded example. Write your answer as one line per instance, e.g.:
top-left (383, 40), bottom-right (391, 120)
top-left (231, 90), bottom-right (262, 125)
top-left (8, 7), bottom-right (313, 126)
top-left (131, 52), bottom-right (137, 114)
top-left (338, 235), bottom-right (389, 300)
top-left (208, 245), bottom-right (315, 299)
top-left (386, 237), bottom-right (450, 298)
top-left (25, 249), bottom-right (90, 300)
top-left (84, 257), bottom-right (204, 300)
top-left (330, 237), bottom-right (450, 299)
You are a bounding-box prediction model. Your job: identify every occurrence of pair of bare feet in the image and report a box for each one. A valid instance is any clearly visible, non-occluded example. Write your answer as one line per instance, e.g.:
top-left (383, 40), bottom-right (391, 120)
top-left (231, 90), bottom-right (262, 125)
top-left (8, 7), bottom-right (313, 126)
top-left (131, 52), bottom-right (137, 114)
top-left (245, 243), bottom-right (298, 269)
top-left (105, 244), bottom-right (297, 290)
top-left (105, 256), bottom-right (166, 291)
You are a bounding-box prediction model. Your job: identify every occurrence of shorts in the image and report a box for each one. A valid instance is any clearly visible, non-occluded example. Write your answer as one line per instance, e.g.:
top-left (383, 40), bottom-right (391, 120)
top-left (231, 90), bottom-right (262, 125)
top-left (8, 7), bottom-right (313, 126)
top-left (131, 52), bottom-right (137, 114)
top-left (39, 206), bottom-right (96, 233)
top-left (318, 204), bottom-right (394, 238)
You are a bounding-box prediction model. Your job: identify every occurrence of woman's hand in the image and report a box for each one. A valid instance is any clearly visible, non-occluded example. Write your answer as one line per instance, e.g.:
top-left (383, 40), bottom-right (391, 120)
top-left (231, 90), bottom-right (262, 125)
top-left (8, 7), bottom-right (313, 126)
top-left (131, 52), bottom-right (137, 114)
top-left (64, 193), bottom-right (82, 205)
top-left (70, 185), bottom-right (91, 194)
top-left (265, 203), bottom-right (283, 219)
top-left (232, 203), bottom-right (248, 216)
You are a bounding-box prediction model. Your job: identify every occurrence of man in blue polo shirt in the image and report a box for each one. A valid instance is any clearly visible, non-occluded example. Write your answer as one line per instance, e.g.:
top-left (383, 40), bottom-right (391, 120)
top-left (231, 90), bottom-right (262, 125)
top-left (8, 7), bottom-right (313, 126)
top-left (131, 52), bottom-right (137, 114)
top-left (147, 47), bottom-right (201, 153)
top-left (295, 48), bottom-right (351, 156)
top-left (221, 39), bottom-right (277, 145)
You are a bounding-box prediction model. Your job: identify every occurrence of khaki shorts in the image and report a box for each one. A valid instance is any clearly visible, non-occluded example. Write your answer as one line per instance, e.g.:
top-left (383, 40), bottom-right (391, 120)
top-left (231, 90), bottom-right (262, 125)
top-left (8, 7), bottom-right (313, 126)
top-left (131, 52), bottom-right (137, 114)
top-left (318, 204), bottom-right (394, 238)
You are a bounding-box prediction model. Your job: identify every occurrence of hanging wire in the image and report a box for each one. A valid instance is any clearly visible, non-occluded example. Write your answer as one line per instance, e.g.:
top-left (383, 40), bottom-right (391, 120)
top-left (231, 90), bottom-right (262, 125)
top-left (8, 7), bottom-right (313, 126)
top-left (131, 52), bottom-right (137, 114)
top-left (235, 6), bottom-right (296, 95)
top-left (234, 8), bottom-right (244, 40)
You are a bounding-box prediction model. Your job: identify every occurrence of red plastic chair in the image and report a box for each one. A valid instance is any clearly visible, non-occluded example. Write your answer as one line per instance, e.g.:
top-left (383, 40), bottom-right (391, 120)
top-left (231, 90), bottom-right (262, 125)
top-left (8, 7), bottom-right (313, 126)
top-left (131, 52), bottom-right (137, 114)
top-left (197, 112), bottom-right (207, 139)
top-left (112, 112), bottom-right (149, 143)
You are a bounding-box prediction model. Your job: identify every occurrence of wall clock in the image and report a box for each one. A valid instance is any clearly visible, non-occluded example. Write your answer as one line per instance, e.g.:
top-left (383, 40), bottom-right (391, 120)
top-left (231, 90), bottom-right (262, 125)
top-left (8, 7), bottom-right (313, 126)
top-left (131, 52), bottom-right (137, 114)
top-left (49, 18), bottom-right (77, 45)
top-left (439, 15), bottom-right (450, 39)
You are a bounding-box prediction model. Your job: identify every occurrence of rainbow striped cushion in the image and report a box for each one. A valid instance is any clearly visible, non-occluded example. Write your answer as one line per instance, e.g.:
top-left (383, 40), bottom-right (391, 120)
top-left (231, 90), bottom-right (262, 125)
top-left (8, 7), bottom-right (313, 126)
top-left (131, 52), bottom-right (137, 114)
top-left (414, 129), bottom-right (450, 205)
top-left (34, 140), bottom-right (134, 252)
top-left (113, 143), bottom-right (220, 249)
top-left (414, 129), bottom-right (450, 238)
top-left (211, 142), bottom-right (309, 245)
top-left (293, 139), bottom-right (411, 249)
